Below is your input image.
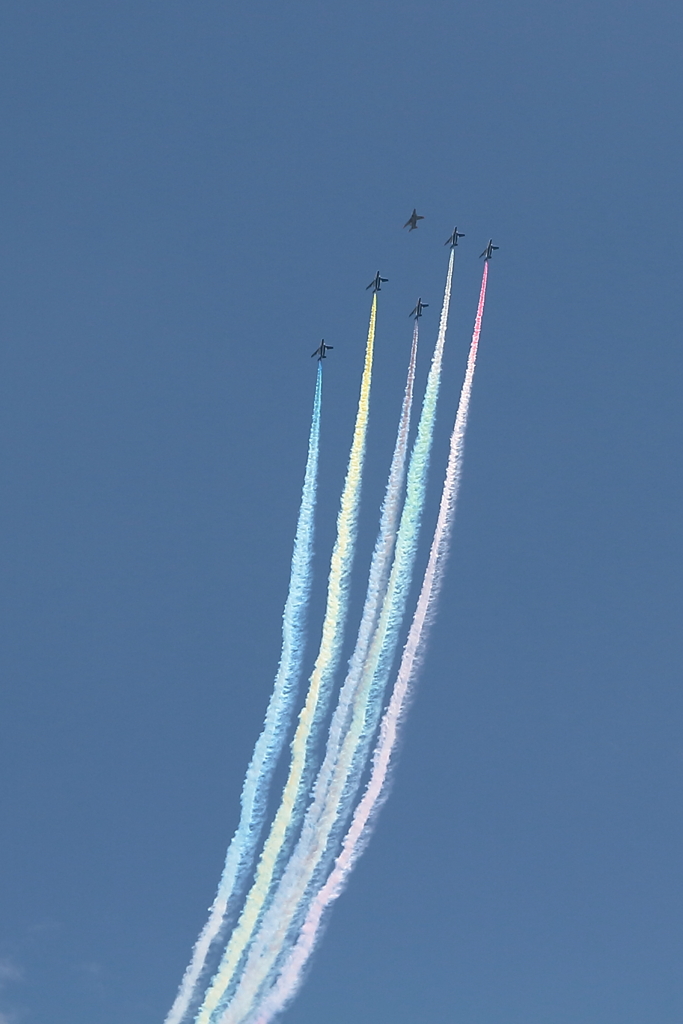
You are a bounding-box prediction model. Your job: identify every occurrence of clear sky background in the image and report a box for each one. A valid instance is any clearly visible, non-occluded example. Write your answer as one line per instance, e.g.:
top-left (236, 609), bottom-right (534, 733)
top-left (1, 2), bottom-right (681, 1023)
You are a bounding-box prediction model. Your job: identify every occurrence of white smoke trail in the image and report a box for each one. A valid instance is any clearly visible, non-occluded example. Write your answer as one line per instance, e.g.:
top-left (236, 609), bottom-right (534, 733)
top-left (194, 297), bottom-right (377, 1024)
top-left (250, 260), bottom-right (490, 1024)
top-left (218, 251), bottom-right (457, 1024)
top-left (163, 365), bottom-right (323, 1024)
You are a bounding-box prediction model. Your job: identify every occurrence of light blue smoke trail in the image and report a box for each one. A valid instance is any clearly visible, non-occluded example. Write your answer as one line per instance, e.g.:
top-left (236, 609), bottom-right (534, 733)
top-left (217, 249), bottom-right (456, 1024)
top-left (164, 364), bottom-right (323, 1024)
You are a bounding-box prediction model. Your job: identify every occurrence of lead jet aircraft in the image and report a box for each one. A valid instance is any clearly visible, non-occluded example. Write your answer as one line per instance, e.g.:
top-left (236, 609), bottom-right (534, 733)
top-left (479, 239), bottom-right (499, 260)
top-left (403, 208), bottom-right (424, 231)
top-left (445, 227), bottom-right (465, 248)
top-left (410, 298), bottom-right (428, 319)
top-left (366, 271), bottom-right (389, 292)
top-left (311, 340), bottom-right (333, 360)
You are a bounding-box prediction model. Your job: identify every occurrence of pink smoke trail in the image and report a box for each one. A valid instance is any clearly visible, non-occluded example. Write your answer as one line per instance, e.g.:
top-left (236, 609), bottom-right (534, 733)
top-left (250, 260), bottom-right (489, 1024)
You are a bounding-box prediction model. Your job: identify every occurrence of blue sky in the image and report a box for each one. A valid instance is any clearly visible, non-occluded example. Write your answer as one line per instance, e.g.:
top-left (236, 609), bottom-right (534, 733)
top-left (0, 2), bottom-right (681, 1022)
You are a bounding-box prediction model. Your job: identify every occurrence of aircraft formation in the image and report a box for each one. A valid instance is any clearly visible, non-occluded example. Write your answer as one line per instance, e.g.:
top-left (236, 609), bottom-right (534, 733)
top-left (166, 210), bottom-right (494, 1024)
top-left (314, 211), bottom-right (498, 358)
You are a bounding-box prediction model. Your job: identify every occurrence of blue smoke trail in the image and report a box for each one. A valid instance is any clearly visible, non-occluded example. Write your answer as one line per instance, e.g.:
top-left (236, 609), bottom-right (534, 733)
top-left (164, 364), bottom-right (323, 1024)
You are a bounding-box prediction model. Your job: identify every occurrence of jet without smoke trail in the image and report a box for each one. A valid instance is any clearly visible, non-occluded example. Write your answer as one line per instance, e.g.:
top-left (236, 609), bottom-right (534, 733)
top-left (251, 260), bottom-right (491, 1024)
top-left (403, 208), bottom-right (424, 231)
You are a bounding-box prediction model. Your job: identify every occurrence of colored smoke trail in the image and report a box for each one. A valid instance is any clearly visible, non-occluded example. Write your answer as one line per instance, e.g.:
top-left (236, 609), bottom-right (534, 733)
top-left (250, 261), bottom-right (489, 1024)
top-left (321, 317), bottom-right (418, 774)
top-left (164, 365), bottom-right (323, 1024)
top-left (219, 251), bottom-right (456, 1024)
top-left (325, 246), bottom-right (456, 796)
top-left (195, 296), bottom-right (377, 1024)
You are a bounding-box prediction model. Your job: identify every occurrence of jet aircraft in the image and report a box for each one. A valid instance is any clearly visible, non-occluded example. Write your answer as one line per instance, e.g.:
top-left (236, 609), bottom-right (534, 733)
top-left (311, 340), bottom-right (333, 360)
top-left (409, 298), bottom-right (428, 319)
top-left (479, 239), bottom-right (499, 260)
top-left (403, 209), bottom-right (424, 231)
top-left (445, 227), bottom-right (465, 248)
top-left (366, 271), bottom-right (388, 292)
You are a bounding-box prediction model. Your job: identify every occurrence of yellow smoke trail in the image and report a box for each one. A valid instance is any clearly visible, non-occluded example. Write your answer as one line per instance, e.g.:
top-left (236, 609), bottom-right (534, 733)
top-left (195, 295), bottom-right (377, 1024)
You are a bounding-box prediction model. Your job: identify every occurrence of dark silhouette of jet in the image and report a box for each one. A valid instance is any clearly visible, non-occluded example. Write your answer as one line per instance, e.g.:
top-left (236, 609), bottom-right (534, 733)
top-left (445, 227), bottom-right (465, 248)
top-left (366, 271), bottom-right (388, 292)
top-left (409, 298), bottom-right (428, 319)
top-left (403, 209), bottom-right (424, 231)
top-left (479, 239), bottom-right (499, 260)
top-left (311, 340), bottom-right (333, 360)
